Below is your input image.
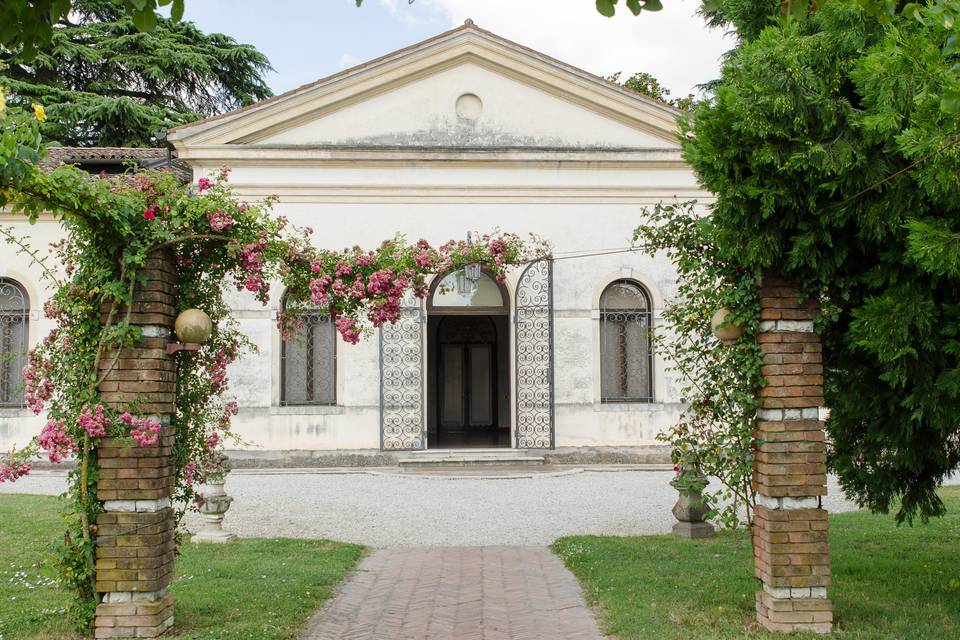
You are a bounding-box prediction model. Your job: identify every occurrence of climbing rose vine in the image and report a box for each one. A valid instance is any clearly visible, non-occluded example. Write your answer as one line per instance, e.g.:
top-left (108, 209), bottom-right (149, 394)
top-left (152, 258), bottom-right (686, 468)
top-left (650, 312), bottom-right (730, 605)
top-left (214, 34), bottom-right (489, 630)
top-left (634, 202), bottom-right (763, 530)
top-left (0, 98), bottom-right (550, 630)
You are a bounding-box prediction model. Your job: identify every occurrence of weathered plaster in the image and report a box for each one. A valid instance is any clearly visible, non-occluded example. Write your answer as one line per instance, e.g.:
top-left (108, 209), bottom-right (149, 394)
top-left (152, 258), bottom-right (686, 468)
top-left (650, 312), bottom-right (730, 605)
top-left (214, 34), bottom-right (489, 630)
top-left (0, 26), bottom-right (710, 457)
top-left (256, 61), bottom-right (673, 150)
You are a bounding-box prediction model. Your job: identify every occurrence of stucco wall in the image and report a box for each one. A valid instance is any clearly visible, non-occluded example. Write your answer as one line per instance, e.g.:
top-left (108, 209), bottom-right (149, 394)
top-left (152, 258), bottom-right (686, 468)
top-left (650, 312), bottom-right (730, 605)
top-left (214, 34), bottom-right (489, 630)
top-left (0, 154), bottom-right (709, 455)
top-left (0, 25), bottom-right (716, 459)
top-left (0, 215), bottom-right (63, 449)
top-left (258, 61), bottom-right (672, 150)
top-left (198, 154), bottom-right (703, 452)
top-left (219, 201), bottom-right (688, 451)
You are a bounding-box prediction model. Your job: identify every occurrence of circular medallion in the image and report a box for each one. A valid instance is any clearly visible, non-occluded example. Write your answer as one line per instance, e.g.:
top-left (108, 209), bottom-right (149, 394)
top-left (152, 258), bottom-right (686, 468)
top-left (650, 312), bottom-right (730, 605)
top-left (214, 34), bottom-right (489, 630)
top-left (455, 93), bottom-right (483, 120)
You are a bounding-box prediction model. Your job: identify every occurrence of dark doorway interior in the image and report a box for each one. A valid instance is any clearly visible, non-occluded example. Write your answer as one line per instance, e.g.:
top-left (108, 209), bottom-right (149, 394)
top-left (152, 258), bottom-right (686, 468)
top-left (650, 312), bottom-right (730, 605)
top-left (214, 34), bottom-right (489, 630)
top-left (427, 315), bottom-right (510, 448)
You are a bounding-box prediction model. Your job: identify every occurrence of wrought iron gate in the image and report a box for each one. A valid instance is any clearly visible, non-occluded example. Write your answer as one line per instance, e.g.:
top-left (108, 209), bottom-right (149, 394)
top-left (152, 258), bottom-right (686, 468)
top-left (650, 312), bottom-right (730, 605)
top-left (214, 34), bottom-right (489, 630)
top-left (379, 292), bottom-right (425, 450)
top-left (514, 260), bottom-right (554, 449)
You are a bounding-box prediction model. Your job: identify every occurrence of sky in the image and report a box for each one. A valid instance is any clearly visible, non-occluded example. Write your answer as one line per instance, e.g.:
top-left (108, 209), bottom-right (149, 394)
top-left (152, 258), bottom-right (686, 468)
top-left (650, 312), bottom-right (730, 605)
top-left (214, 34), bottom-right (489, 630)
top-left (180, 0), bottom-right (733, 100)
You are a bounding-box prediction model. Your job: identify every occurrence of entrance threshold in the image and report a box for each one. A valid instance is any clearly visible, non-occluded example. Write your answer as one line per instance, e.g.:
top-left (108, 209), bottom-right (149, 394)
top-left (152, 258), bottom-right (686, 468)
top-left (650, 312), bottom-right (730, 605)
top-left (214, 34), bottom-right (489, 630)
top-left (397, 448), bottom-right (545, 469)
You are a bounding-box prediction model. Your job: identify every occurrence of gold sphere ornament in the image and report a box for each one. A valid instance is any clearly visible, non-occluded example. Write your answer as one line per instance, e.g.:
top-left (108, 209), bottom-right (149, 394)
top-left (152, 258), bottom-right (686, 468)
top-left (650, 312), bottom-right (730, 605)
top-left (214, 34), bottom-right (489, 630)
top-left (174, 308), bottom-right (213, 344)
top-left (710, 307), bottom-right (744, 345)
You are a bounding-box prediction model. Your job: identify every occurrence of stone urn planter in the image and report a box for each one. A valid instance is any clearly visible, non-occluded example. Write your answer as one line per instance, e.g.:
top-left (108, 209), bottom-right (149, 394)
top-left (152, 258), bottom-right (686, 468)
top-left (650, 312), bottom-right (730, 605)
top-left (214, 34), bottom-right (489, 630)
top-left (192, 454), bottom-right (236, 544)
top-left (670, 466), bottom-right (715, 539)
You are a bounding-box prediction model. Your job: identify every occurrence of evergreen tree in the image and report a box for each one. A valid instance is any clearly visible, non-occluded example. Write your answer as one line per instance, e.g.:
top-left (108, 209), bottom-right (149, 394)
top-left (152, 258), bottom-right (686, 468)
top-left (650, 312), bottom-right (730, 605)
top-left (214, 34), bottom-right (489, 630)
top-left (0, 0), bottom-right (182, 56)
top-left (0, 0), bottom-right (272, 147)
top-left (682, 0), bottom-right (960, 522)
top-left (609, 71), bottom-right (699, 111)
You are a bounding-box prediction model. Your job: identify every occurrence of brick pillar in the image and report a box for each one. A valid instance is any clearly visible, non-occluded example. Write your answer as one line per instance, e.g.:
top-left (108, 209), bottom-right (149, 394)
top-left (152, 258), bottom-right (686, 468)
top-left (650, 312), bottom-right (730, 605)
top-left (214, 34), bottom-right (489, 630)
top-left (753, 273), bottom-right (832, 634)
top-left (94, 251), bottom-right (178, 639)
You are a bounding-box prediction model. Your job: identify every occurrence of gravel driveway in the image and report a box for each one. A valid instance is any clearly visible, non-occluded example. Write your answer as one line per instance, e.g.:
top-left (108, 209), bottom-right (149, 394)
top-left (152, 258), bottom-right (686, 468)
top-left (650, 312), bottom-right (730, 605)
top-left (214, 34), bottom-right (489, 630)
top-left (0, 465), bottom-right (907, 547)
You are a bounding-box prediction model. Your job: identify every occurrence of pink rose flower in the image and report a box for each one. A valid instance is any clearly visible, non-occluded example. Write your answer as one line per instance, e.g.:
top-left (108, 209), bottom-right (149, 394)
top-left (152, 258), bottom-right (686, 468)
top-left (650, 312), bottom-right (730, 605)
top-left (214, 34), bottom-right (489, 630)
top-left (120, 412), bottom-right (162, 447)
top-left (131, 419), bottom-right (161, 447)
top-left (184, 462), bottom-right (197, 485)
top-left (78, 404), bottom-right (111, 439)
top-left (335, 316), bottom-right (361, 344)
top-left (207, 208), bottom-right (234, 232)
top-left (38, 419), bottom-right (77, 464)
top-left (0, 460), bottom-right (31, 483)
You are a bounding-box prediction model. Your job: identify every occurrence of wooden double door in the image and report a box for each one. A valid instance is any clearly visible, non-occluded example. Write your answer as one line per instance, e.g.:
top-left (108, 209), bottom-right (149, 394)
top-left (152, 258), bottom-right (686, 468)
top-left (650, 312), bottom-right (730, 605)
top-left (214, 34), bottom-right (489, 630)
top-left (436, 316), bottom-right (503, 446)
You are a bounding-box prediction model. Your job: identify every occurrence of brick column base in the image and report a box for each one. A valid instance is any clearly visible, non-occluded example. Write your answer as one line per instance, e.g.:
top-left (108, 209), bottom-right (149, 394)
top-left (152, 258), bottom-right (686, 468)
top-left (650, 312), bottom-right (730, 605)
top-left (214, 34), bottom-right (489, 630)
top-left (94, 428), bottom-right (176, 639)
top-left (95, 593), bottom-right (173, 639)
top-left (753, 273), bottom-right (833, 634)
top-left (95, 251), bottom-right (178, 638)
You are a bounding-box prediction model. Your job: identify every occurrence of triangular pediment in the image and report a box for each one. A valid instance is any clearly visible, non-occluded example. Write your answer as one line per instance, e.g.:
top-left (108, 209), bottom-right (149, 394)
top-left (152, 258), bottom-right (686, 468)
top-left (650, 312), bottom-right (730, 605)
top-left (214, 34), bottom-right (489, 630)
top-left (168, 23), bottom-right (681, 151)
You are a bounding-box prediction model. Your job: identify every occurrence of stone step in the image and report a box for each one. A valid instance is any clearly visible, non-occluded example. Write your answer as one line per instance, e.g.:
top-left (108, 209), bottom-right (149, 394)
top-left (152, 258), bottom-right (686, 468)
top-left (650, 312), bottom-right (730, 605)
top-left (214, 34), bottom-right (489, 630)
top-left (397, 449), bottom-right (546, 467)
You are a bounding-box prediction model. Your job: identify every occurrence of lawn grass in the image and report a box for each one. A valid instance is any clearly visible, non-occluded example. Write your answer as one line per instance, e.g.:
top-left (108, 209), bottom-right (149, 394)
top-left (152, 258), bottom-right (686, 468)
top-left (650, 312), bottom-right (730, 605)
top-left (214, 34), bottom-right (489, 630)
top-left (553, 486), bottom-right (960, 640)
top-left (0, 494), bottom-right (365, 640)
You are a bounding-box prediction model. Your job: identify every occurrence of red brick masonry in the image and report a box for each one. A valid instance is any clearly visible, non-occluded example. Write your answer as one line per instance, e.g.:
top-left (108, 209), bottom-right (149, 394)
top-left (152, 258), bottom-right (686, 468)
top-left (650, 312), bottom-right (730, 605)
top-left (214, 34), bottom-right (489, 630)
top-left (95, 251), bottom-right (178, 638)
top-left (753, 274), bottom-right (832, 634)
top-left (304, 547), bottom-right (604, 640)
top-left (94, 594), bottom-right (174, 639)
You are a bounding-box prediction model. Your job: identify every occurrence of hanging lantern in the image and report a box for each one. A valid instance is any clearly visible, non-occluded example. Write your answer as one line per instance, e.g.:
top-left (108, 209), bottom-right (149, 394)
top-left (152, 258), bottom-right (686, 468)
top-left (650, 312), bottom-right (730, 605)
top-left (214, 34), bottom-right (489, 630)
top-left (455, 232), bottom-right (481, 296)
top-left (464, 262), bottom-right (481, 283)
top-left (455, 268), bottom-right (478, 297)
top-left (710, 307), bottom-right (745, 345)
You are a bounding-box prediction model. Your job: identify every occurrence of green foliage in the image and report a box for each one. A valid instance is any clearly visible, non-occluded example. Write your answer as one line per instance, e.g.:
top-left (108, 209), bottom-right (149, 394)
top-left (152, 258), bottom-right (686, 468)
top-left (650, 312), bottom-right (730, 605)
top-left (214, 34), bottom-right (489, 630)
top-left (595, 0), bottom-right (663, 17)
top-left (0, 0), bottom-right (184, 58)
top-left (0, 494), bottom-right (365, 640)
top-left (553, 486), bottom-right (960, 640)
top-left (355, 0), bottom-right (666, 18)
top-left (50, 517), bottom-right (99, 629)
top-left (903, 219), bottom-right (960, 277)
top-left (0, 494), bottom-right (67, 639)
top-left (635, 202), bottom-right (762, 530)
top-left (171, 538), bottom-right (365, 639)
top-left (591, 0), bottom-right (776, 34)
top-left (683, 0), bottom-right (960, 522)
top-left (0, 94), bottom-right (549, 628)
top-left (1, 101), bottom-right (307, 629)
top-left (610, 71), bottom-right (700, 111)
top-left (0, 0), bottom-right (272, 146)
top-left (699, 0), bottom-right (781, 40)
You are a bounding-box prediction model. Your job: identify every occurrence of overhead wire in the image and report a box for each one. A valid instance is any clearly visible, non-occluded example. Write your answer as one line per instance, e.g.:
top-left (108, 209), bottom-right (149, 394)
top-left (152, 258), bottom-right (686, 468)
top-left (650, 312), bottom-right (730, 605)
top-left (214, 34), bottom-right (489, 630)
top-left (549, 245), bottom-right (652, 261)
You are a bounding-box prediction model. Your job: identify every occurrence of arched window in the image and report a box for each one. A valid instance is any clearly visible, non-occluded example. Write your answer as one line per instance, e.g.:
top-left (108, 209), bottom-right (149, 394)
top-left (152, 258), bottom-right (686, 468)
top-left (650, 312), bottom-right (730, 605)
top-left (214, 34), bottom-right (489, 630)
top-left (280, 297), bottom-right (336, 406)
top-left (0, 279), bottom-right (29, 407)
top-left (600, 279), bottom-right (653, 403)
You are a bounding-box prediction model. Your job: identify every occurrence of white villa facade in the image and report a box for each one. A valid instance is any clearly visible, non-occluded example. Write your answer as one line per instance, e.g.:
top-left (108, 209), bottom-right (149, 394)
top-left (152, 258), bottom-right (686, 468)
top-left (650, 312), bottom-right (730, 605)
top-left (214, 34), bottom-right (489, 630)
top-left (0, 22), bottom-right (710, 463)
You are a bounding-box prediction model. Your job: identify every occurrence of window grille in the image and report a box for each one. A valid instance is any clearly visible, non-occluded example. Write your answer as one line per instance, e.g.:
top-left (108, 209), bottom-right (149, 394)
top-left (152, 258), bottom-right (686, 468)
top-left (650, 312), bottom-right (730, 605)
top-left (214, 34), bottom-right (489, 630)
top-left (280, 304), bottom-right (336, 406)
top-left (0, 279), bottom-right (29, 408)
top-left (599, 279), bottom-right (653, 403)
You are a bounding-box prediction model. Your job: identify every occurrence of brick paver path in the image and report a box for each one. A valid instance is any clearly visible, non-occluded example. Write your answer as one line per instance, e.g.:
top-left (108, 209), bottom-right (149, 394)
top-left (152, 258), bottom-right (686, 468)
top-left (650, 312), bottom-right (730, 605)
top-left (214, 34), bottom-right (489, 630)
top-left (304, 546), bottom-right (605, 640)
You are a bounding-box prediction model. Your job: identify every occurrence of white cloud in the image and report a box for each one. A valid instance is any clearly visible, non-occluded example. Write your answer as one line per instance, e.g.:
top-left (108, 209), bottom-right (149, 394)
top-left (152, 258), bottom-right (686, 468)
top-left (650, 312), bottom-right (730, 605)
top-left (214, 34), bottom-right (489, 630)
top-left (379, 0), bottom-right (424, 24)
top-left (338, 53), bottom-right (361, 70)
top-left (413, 0), bottom-right (733, 96)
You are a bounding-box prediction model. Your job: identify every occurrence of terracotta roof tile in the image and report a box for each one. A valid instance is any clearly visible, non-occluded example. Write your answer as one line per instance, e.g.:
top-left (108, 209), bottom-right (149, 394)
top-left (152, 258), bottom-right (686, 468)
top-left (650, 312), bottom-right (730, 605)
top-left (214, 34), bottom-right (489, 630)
top-left (41, 146), bottom-right (192, 182)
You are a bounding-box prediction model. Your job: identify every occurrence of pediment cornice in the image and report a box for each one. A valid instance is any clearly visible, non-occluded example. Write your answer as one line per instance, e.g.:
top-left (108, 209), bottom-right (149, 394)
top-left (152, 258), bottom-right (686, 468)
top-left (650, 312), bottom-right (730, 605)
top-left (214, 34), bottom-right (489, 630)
top-left (167, 24), bottom-right (681, 151)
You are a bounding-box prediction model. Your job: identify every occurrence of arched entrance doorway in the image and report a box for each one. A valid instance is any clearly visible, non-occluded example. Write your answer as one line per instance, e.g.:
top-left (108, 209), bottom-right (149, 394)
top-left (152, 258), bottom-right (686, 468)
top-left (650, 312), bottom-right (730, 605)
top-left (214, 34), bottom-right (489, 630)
top-left (426, 270), bottom-right (510, 448)
top-left (379, 259), bottom-right (554, 451)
